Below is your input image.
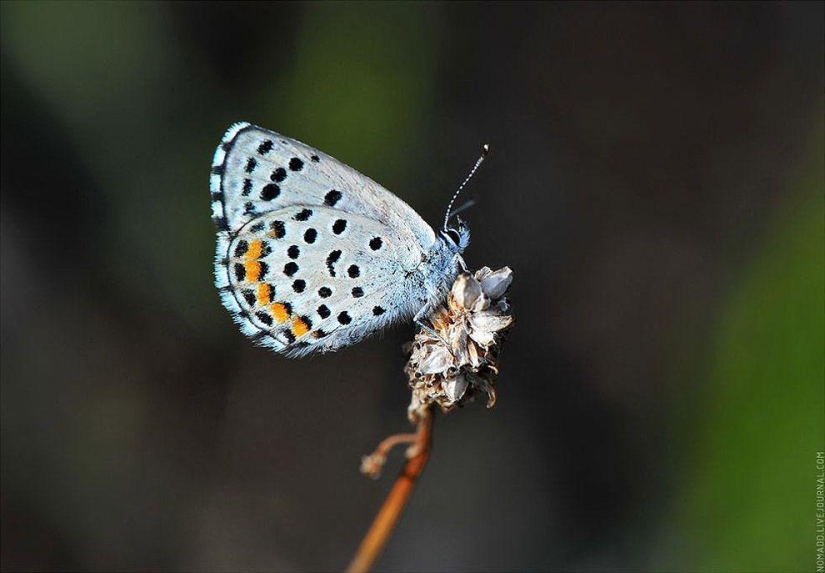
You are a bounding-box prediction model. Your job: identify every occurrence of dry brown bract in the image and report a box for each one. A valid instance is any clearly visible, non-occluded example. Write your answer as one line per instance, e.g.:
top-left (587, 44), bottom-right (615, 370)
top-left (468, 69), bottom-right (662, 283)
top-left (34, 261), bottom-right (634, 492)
top-left (404, 266), bottom-right (514, 422)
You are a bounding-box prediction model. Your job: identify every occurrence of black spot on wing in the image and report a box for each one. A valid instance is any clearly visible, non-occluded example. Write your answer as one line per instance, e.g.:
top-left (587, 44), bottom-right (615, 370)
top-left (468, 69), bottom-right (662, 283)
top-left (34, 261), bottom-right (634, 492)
top-left (304, 228), bottom-right (317, 243)
top-left (283, 262), bottom-right (299, 277)
top-left (317, 305), bottom-right (331, 318)
top-left (289, 157), bottom-right (304, 171)
top-left (245, 157), bottom-right (257, 173)
top-left (337, 311), bottom-right (352, 325)
top-left (260, 184), bottom-right (280, 201)
top-left (318, 286), bottom-right (332, 298)
top-left (326, 250), bottom-right (341, 276)
top-left (351, 287), bottom-right (364, 298)
top-left (292, 279), bottom-right (306, 293)
top-left (369, 237), bottom-right (383, 250)
top-left (214, 217), bottom-right (229, 231)
top-left (325, 190), bottom-right (342, 206)
top-left (332, 219), bottom-right (347, 234)
top-left (234, 240), bottom-right (249, 258)
top-left (255, 311), bottom-right (273, 326)
top-left (347, 265), bottom-right (360, 278)
top-left (294, 209), bottom-right (312, 221)
top-left (270, 220), bottom-right (285, 238)
top-left (257, 139), bottom-right (274, 155)
top-left (271, 167), bottom-right (287, 182)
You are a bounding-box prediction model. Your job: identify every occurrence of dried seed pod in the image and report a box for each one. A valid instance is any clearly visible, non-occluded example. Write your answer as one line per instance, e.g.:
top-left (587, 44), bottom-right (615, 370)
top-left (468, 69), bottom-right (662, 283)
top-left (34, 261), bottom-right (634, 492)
top-left (405, 266), bottom-right (514, 422)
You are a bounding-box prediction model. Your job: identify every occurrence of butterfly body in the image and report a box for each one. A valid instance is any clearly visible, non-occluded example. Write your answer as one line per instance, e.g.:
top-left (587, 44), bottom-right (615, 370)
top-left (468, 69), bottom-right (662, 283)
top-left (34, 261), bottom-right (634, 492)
top-left (211, 122), bottom-right (467, 357)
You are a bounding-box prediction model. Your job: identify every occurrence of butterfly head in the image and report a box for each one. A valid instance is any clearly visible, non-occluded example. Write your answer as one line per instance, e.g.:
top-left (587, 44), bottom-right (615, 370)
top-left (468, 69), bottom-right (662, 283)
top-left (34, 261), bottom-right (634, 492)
top-left (440, 217), bottom-right (470, 252)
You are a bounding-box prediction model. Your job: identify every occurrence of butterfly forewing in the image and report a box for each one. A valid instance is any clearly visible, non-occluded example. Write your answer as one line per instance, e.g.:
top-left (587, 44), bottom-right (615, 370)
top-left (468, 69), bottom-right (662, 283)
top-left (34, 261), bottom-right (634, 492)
top-left (221, 206), bottom-right (420, 355)
top-left (211, 123), bottom-right (434, 248)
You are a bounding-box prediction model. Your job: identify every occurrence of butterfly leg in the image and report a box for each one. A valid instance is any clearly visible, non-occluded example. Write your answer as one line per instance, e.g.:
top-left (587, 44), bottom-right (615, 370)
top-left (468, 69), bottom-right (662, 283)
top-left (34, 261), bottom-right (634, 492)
top-left (413, 306), bottom-right (451, 347)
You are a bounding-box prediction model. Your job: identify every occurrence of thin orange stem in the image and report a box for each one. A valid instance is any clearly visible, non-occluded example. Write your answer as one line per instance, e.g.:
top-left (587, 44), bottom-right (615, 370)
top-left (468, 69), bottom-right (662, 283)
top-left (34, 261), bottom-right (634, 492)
top-left (346, 411), bottom-right (434, 573)
top-left (374, 431), bottom-right (419, 459)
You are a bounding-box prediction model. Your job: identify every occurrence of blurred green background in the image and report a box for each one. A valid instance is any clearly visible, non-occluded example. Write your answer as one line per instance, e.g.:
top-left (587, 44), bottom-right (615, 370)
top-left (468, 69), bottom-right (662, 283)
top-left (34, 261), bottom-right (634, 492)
top-left (1, 1), bottom-right (823, 571)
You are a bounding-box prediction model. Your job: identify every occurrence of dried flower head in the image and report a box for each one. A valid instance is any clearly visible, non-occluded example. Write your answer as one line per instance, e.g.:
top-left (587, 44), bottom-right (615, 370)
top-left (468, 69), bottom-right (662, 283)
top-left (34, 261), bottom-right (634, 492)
top-left (404, 266), bottom-right (514, 422)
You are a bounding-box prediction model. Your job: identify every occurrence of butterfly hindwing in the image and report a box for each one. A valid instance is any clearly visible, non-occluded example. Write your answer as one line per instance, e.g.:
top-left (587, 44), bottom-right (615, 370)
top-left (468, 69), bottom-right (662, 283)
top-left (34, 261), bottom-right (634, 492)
top-left (217, 205), bottom-right (426, 356)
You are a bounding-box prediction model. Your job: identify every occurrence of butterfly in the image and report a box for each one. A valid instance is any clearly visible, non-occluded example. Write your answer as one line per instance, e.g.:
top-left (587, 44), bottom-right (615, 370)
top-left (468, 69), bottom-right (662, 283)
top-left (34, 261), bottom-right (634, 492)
top-left (210, 122), bottom-right (485, 357)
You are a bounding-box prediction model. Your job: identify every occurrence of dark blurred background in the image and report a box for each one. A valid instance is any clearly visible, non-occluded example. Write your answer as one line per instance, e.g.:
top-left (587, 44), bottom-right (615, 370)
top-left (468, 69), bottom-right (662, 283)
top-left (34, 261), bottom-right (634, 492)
top-left (1, 2), bottom-right (823, 571)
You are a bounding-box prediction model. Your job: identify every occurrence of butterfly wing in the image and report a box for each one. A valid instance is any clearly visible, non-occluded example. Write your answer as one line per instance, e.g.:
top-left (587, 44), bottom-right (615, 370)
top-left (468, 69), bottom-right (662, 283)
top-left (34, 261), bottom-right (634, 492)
top-left (210, 122), bottom-right (435, 246)
top-left (217, 205), bottom-right (429, 356)
top-left (210, 123), bottom-right (436, 356)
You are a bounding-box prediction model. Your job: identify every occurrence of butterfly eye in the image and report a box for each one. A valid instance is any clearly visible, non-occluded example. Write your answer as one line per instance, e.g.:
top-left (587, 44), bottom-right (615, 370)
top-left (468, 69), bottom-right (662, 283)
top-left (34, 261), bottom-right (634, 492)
top-left (446, 229), bottom-right (461, 245)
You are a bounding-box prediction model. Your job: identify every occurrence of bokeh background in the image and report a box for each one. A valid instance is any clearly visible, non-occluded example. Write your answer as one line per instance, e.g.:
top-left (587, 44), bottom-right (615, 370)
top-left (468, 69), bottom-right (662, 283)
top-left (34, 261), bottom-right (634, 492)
top-left (2, 2), bottom-right (823, 571)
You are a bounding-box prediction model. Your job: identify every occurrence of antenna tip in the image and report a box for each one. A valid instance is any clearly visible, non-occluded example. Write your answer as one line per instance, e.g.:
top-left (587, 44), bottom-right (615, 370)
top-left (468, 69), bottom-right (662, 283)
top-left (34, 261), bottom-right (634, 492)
top-left (482, 144), bottom-right (491, 156)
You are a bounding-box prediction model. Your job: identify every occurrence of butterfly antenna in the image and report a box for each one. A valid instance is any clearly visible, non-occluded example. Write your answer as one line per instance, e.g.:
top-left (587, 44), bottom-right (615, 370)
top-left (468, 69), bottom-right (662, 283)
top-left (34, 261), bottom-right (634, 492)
top-left (443, 144), bottom-right (490, 231)
top-left (448, 198), bottom-right (476, 219)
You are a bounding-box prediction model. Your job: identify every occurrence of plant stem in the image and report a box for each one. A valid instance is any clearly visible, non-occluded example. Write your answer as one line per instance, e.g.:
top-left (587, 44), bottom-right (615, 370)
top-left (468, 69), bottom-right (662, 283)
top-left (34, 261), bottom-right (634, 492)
top-left (346, 411), bottom-right (434, 573)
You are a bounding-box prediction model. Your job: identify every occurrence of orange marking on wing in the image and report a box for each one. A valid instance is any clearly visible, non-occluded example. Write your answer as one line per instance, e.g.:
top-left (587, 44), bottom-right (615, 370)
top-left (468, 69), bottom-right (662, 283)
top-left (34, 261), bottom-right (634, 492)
top-left (244, 261), bottom-right (261, 283)
top-left (270, 303), bottom-right (290, 324)
top-left (257, 283), bottom-right (273, 305)
top-left (291, 317), bottom-right (310, 338)
top-left (245, 240), bottom-right (263, 261)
